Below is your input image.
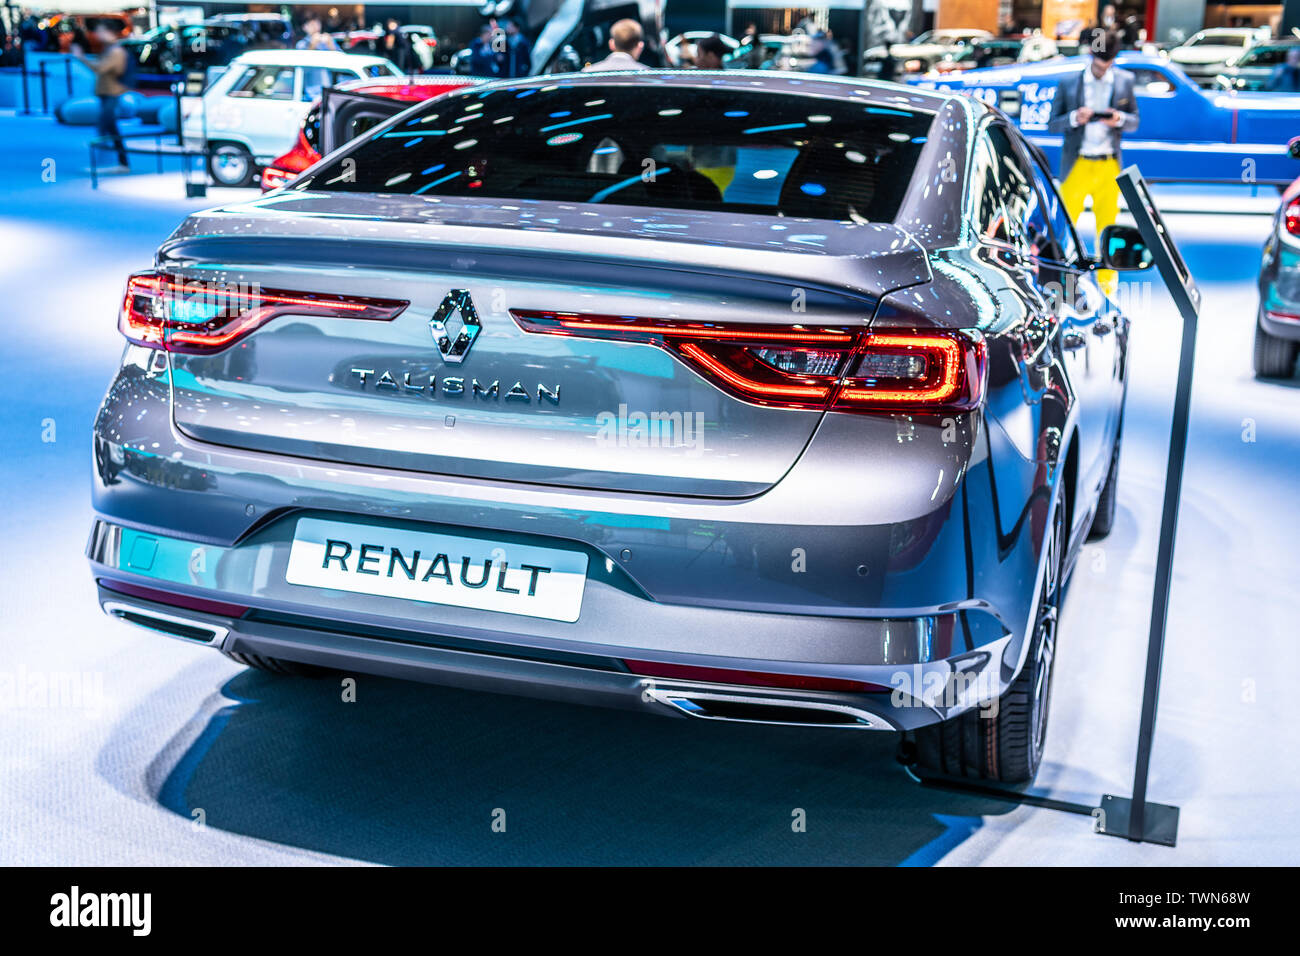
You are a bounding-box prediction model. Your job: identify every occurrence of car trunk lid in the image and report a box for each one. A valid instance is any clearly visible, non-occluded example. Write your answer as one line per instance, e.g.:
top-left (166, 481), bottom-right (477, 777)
top-left (159, 194), bottom-right (931, 497)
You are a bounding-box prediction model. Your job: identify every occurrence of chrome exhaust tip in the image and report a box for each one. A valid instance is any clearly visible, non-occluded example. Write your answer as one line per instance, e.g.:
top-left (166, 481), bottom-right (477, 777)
top-left (643, 683), bottom-right (891, 730)
top-left (102, 601), bottom-right (229, 647)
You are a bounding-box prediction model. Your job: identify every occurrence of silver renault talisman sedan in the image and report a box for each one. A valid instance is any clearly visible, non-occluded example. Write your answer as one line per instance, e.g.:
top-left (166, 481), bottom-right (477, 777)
top-left (88, 72), bottom-right (1144, 783)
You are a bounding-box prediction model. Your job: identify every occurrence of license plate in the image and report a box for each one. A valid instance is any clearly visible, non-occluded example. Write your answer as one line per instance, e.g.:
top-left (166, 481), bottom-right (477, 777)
top-left (286, 517), bottom-right (588, 622)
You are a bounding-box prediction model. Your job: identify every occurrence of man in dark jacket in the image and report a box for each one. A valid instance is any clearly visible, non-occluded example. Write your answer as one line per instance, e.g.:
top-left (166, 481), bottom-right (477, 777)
top-left (1047, 30), bottom-right (1139, 242)
top-left (504, 18), bottom-right (531, 77)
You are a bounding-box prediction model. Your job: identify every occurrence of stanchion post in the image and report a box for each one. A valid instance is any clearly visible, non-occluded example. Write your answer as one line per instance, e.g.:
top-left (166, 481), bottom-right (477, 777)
top-left (1096, 167), bottom-right (1201, 848)
top-left (19, 45), bottom-right (29, 114)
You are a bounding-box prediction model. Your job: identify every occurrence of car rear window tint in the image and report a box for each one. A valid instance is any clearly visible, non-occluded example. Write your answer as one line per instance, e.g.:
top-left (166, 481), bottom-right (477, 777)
top-left (296, 84), bottom-right (936, 223)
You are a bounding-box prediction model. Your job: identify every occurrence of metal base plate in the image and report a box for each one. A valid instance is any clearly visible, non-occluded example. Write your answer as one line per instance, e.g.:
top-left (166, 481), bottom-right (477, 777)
top-left (1096, 793), bottom-right (1180, 847)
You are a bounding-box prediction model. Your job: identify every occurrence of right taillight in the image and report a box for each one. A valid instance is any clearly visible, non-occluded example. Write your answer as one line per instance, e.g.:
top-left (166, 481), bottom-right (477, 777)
top-left (834, 331), bottom-right (986, 411)
top-left (510, 309), bottom-right (985, 413)
top-left (1285, 197), bottom-right (1300, 236)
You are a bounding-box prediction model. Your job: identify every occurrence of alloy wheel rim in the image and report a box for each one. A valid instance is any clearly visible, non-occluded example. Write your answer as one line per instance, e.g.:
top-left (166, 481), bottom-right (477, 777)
top-left (214, 149), bottom-right (247, 184)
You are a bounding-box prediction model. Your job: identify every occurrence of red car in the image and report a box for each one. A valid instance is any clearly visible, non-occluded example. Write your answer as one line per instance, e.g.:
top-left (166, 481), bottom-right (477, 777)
top-left (260, 75), bottom-right (479, 191)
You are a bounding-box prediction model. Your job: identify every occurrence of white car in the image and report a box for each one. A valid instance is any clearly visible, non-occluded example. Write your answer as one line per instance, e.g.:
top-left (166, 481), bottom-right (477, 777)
top-left (183, 49), bottom-right (402, 186)
top-left (1166, 27), bottom-right (1267, 86)
top-left (889, 28), bottom-right (992, 73)
top-left (1018, 33), bottom-right (1059, 62)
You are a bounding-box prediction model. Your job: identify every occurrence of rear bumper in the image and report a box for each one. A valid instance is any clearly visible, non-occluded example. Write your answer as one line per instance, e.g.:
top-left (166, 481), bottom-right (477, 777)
top-left (91, 575), bottom-right (1011, 732)
top-left (1259, 307), bottom-right (1300, 341)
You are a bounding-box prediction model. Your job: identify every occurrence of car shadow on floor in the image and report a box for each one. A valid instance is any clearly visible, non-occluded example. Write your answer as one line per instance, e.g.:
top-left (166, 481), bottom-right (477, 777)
top-left (147, 667), bottom-right (1024, 865)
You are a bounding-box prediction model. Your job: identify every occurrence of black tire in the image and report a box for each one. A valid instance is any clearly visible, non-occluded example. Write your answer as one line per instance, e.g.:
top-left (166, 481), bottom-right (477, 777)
top-left (1088, 420), bottom-right (1122, 539)
top-left (222, 650), bottom-right (327, 676)
top-left (207, 142), bottom-right (255, 188)
top-left (1253, 318), bottom-right (1298, 379)
top-left (911, 479), bottom-right (1065, 784)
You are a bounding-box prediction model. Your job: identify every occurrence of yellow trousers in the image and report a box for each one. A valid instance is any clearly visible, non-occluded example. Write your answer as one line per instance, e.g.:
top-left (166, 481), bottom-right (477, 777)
top-left (1061, 155), bottom-right (1121, 295)
top-left (1060, 155), bottom-right (1121, 232)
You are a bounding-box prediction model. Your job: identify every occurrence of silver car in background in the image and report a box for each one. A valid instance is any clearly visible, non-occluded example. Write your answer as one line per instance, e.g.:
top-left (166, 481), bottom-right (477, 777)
top-left (88, 72), bottom-right (1138, 783)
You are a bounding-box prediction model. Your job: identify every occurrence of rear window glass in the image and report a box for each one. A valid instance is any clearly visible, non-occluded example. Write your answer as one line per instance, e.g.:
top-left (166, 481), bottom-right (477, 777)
top-left (295, 85), bottom-right (935, 223)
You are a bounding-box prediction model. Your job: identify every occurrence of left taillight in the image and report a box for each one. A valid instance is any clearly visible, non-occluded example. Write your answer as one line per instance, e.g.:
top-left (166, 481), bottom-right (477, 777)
top-left (510, 310), bottom-right (985, 413)
top-left (119, 271), bottom-right (408, 354)
top-left (1285, 197), bottom-right (1300, 236)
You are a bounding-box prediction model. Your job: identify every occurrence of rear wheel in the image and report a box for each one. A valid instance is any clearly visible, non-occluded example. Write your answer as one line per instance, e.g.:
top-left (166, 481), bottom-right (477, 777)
top-left (1253, 318), bottom-right (1298, 379)
top-left (207, 142), bottom-right (255, 188)
top-left (222, 650), bottom-right (327, 676)
top-left (911, 478), bottom-right (1065, 784)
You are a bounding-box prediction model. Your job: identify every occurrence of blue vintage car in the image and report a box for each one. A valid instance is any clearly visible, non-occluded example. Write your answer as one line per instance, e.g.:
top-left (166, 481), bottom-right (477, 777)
top-left (909, 53), bottom-right (1300, 185)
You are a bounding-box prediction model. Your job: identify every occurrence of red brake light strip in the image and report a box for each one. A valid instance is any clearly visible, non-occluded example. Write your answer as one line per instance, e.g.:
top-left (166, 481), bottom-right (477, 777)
top-left (120, 271), bottom-right (408, 354)
top-left (511, 309), bottom-right (984, 413)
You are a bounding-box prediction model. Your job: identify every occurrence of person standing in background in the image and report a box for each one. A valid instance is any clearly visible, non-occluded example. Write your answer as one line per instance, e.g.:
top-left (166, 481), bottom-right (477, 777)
top-left (691, 34), bottom-right (728, 71)
top-left (381, 18), bottom-right (413, 73)
top-left (739, 23), bottom-right (763, 69)
top-left (297, 18), bottom-right (338, 52)
top-left (583, 18), bottom-right (648, 71)
top-left (1047, 29), bottom-right (1138, 288)
top-left (71, 22), bottom-right (130, 173)
top-left (504, 18), bottom-right (531, 77)
top-left (469, 22), bottom-right (504, 77)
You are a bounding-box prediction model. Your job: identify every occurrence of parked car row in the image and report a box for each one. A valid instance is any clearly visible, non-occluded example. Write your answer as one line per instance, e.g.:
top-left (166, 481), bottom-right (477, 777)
top-left (892, 26), bottom-right (1286, 90)
top-left (331, 25), bottom-right (442, 71)
top-left (909, 53), bottom-right (1300, 186)
top-left (1214, 38), bottom-right (1300, 91)
top-left (121, 13), bottom-right (293, 76)
top-left (1164, 26), bottom-right (1269, 87)
top-left (120, 13), bottom-right (444, 78)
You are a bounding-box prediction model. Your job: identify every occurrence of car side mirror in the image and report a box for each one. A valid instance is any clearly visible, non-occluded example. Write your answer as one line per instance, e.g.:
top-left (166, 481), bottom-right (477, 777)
top-left (1097, 224), bottom-right (1154, 271)
top-left (1288, 136), bottom-right (1300, 159)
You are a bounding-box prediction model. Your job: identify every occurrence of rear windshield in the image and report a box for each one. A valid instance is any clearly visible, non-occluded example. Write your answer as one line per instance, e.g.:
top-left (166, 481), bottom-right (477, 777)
top-left (295, 84), bottom-right (935, 223)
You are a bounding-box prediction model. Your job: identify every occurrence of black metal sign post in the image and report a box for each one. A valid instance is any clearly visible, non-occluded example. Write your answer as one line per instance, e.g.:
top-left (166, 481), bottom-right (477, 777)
top-left (1095, 167), bottom-right (1202, 847)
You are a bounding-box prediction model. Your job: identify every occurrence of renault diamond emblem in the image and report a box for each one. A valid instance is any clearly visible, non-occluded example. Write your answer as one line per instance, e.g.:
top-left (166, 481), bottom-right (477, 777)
top-left (430, 289), bottom-right (481, 364)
